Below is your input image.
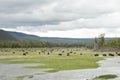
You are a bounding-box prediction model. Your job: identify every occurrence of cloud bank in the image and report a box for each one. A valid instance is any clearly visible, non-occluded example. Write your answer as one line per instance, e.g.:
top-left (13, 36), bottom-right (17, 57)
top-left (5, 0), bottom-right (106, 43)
top-left (0, 0), bottom-right (120, 38)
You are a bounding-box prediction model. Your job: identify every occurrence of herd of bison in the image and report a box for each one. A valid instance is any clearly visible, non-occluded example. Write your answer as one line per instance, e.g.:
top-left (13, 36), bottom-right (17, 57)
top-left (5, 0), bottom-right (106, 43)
top-left (0, 48), bottom-right (120, 57)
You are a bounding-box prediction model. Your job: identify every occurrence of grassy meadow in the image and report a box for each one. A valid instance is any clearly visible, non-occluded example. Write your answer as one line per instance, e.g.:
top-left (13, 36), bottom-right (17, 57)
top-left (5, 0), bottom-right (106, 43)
top-left (0, 48), bottom-right (105, 72)
top-left (93, 74), bottom-right (118, 80)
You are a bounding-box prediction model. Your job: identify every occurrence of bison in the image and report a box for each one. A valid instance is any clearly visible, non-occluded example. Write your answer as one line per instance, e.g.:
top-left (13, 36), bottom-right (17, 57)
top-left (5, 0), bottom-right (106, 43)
top-left (94, 54), bottom-right (99, 56)
top-left (23, 53), bottom-right (26, 56)
top-left (67, 53), bottom-right (70, 56)
top-left (58, 53), bottom-right (62, 56)
top-left (109, 53), bottom-right (114, 56)
top-left (117, 54), bottom-right (120, 56)
top-left (102, 54), bottom-right (107, 56)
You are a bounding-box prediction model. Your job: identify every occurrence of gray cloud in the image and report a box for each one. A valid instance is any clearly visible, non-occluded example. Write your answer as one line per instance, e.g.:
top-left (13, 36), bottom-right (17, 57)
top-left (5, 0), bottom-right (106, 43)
top-left (0, 0), bottom-right (120, 38)
top-left (0, 0), bottom-right (119, 27)
top-left (0, 0), bottom-right (52, 13)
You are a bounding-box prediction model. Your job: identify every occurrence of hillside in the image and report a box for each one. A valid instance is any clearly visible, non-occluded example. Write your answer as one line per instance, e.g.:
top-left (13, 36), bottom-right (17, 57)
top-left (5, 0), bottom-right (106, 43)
top-left (9, 31), bottom-right (40, 41)
top-left (0, 29), bottom-right (17, 41)
top-left (9, 31), bottom-right (116, 44)
top-left (9, 31), bottom-right (94, 43)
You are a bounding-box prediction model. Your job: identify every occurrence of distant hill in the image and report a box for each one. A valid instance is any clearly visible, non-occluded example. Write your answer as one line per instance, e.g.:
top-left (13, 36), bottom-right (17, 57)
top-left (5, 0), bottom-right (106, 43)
top-left (9, 31), bottom-right (95, 43)
top-left (9, 31), bottom-right (116, 44)
top-left (9, 31), bottom-right (40, 41)
top-left (0, 29), bottom-right (17, 41)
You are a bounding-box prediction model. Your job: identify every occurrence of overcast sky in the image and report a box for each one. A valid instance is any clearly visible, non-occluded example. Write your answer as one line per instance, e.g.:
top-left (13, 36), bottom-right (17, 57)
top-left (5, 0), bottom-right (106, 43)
top-left (0, 0), bottom-right (120, 38)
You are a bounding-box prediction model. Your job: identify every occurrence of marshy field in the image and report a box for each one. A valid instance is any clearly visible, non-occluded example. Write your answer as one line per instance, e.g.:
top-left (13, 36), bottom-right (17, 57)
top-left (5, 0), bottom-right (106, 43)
top-left (0, 48), bottom-right (120, 80)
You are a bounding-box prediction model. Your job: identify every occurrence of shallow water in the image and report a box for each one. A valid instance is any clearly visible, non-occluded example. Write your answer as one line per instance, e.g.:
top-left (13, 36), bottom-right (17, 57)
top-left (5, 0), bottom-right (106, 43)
top-left (0, 64), bottom-right (46, 80)
top-left (24, 57), bottom-right (120, 80)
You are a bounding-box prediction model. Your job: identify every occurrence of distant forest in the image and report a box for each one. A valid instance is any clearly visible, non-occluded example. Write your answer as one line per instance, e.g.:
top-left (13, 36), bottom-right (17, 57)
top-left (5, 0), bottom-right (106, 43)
top-left (0, 40), bottom-right (89, 48)
top-left (106, 38), bottom-right (120, 47)
top-left (0, 38), bottom-right (119, 48)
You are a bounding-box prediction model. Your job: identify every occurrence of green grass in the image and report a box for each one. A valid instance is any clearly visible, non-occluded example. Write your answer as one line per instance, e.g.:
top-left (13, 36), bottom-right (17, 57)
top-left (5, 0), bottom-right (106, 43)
top-left (0, 53), bottom-right (102, 72)
top-left (26, 55), bottom-right (102, 72)
top-left (93, 74), bottom-right (118, 80)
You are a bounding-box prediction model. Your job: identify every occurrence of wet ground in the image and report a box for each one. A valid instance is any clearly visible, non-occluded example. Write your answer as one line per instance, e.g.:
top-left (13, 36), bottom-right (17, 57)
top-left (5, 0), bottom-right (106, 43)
top-left (0, 57), bottom-right (120, 80)
top-left (24, 57), bottom-right (120, 80)
top-left (0, 64), bottom-right (47, 80)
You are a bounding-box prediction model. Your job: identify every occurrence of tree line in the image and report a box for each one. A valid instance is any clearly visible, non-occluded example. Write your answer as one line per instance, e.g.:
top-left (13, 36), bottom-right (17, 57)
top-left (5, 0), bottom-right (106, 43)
top-left (0, 40), bottom-right (89, 48)
top-left (94, 33), bottom-right (120, 49)
top-left (106, 38), bottom-right (120, 47)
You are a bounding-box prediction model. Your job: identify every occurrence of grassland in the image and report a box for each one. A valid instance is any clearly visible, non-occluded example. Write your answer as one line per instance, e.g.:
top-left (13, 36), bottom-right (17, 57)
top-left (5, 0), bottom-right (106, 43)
top-left (93, 74), bottom-right (118, 80)
top-left (0, 48), bottom-right (104, 72)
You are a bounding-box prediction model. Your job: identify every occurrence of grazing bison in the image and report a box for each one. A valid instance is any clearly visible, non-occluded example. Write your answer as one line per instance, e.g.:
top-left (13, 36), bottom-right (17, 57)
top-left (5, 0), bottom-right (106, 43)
top-left (26, 52), bottom-right (28, 54)
top-left (94, 54), bottom-right (99, 56)
top-left (47, 52), bottom-right (50, 55)
top-left (58, 53), bottom-right (62, 56)
top-left (109, 53), bottom-right (114, 56)
top-left (23, 53), bottom-right (26, 56)
top-left (67, 53), bottom-right (70, 56)
top-left (80, 53), bottom-right (82, 55)
top-left (102, 54), bottom-right (107, 56)
top-left (117, 54), bottom-right (120, 56)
